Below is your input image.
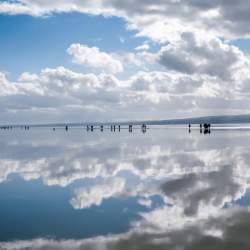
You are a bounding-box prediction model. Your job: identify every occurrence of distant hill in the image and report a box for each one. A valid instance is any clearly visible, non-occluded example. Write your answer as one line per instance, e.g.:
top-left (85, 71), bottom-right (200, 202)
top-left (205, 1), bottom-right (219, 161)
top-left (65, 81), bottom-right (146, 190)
top-left (135, 114), bottom-right (250, 125)
top-left (137, 114), bottom-right (250, 125)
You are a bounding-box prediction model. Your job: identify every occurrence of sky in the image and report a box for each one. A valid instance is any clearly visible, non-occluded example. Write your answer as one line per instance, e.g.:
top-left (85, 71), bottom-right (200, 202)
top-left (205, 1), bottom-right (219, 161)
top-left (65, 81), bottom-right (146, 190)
top-left (0, 0), bottom-right (250, 123)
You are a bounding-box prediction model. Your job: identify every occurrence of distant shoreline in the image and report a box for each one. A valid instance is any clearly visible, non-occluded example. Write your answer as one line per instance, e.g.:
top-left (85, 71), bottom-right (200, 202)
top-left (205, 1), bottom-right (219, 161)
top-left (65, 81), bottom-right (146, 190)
top-left (1, 114), bottom-right (250, 127)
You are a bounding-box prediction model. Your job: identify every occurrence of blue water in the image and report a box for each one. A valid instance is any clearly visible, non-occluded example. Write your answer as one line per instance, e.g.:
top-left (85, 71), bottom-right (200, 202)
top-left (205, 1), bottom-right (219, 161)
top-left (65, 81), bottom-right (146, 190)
top-left (0, 126), bottom-right (250, 249)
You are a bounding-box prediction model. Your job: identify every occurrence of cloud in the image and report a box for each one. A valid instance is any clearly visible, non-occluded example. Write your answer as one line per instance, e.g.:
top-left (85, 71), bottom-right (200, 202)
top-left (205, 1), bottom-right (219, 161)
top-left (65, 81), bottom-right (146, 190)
top-left (0, 67), bottom-right (127, 122)
top-left (158, 32), bottom-right (250, 81)
top-left (4, 65), bottom-right (250, 123)
top-left (67, 43), bottom-right (124, 74)
top-left (0, 72), bottom-right (18, 96)
top-left (135, 43), bottom-right (150, 51)
top-left (70, 177), bottom-right (126, 209)
top-left (3, 208), bottom-right (250, 250)
top-left (137, 198), bottom-right (152, 208)
top-left (2, 0), bottom-right (250, 41)
top-left (160, 165), bottom-right (243, 217)
top-left (1, 2), bottom-right (250, 120)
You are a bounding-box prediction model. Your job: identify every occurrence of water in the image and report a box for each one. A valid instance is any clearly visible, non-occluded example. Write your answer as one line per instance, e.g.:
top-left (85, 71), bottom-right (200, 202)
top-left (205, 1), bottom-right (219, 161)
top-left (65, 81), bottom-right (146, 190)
top-left (0, 126), bottom-right (250, 249)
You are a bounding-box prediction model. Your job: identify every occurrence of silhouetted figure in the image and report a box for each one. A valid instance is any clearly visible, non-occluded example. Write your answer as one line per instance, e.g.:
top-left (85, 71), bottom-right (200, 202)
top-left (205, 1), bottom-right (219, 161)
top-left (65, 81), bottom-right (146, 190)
top-left (118, 125), bottom-right (121, 132)
top-left (100, 125), bottom-right (104, 132)
top-left (91, 125), bottom-right (94, 132)
top-left (65, 125), bottom-right (68, 131)
top-left (199, 123), bottom-right (202, 133)
top-left (129, 124), bottom-right (133, 132)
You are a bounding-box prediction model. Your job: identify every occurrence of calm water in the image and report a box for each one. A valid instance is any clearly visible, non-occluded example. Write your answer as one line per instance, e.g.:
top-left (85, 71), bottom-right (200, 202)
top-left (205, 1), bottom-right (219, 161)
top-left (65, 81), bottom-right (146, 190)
top-left (0, 126), bottom-right (250, 249)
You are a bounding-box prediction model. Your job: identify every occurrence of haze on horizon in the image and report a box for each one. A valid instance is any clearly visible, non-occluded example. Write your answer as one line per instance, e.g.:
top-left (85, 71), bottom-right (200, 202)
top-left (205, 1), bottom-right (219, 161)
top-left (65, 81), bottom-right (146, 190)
top-left (1, 0), bottom-right (250, 123)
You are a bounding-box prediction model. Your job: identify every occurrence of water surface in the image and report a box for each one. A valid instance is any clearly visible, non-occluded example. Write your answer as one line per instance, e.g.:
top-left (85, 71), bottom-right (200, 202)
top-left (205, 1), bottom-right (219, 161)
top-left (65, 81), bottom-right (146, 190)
top-left (0, 126), bottom-right (250, 249)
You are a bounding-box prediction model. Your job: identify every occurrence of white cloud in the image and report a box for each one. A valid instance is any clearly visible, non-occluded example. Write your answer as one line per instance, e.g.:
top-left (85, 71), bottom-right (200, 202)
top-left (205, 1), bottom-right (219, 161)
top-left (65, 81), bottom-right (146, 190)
top-left (2, 0), bottom-right (250, 42)
top-left (2, 208), bottom-right (250, 250)
top-left (1, 63), bottom-right (250, 123)
top-left (138, 198), bottom-right (152, 207)
top-left (18, 72), bottom-right (39, 82)
top-left (0, 72), bottom-right (18, 96)
top-left (1, 2), bottom-right (250, 120)
top-left (67, 43), bottom-right (124, 74)
top-left (70, 177), bottom-right (126, 209)
top-left (135, 43), bottom-right (150, 51)
top-left (158, 32), bottom-right (250, 81)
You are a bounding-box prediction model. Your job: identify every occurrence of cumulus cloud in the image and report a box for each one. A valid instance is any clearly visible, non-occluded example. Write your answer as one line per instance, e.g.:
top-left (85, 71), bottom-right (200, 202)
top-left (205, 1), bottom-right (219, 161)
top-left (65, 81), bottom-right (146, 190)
top-left (0, 67), bottom-right (124, 122)
top-left (3, 208), bottom-right (250, 250)
top-left (0, 72), bottom-right (18, 96)
top-left (67, 43), bottom-right (124, 74)
top-left (135, 43), bottom-right (150, 51)
top-left (160, 165), bottom-right (243, 217)
top-left (1, 2), bottom-right (250, 120)
top-left (4, 64), bottom-right (250, 123)
top-left (137, 198), bottom-right (152, 208)
top-left (2, 0), bottom-right (250, 41)
top-left (158, 32), bottom-right (250, 81)
top-left (70, 177), bottom-right (126, 209)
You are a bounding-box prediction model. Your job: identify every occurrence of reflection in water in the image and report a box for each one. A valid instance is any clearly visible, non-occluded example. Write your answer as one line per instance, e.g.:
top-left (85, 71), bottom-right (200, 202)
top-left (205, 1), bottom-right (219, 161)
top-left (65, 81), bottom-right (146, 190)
top-left (0, 128), bottom-right (250, 249)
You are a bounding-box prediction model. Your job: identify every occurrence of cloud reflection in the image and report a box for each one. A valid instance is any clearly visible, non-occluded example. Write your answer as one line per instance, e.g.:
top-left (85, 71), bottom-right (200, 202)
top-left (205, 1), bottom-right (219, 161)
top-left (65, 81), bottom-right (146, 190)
top-left (0, 129), bottom-right (250, 249)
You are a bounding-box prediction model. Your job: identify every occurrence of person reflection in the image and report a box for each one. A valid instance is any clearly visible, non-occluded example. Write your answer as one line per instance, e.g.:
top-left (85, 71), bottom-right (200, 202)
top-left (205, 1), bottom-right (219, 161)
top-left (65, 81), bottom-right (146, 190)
top-left (203, 123), bottom-right (211, 134)
top-left (142, 124), bottom-right (147, 133)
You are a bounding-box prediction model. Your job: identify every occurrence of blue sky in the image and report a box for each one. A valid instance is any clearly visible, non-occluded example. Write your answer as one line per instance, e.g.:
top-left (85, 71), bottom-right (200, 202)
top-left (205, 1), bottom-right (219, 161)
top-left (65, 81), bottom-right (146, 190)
top-left (0, 13), bottom-right (148, 80)
top-left (0, 0), bottom-right (250, 123)
top-left (232, 39), bottom-right (250, 55)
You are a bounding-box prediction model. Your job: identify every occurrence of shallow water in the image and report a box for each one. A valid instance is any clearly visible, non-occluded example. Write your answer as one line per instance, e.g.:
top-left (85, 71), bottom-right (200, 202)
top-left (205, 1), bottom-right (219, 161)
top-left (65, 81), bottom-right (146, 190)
top-left (0, 126), bottom-right (250, 249)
